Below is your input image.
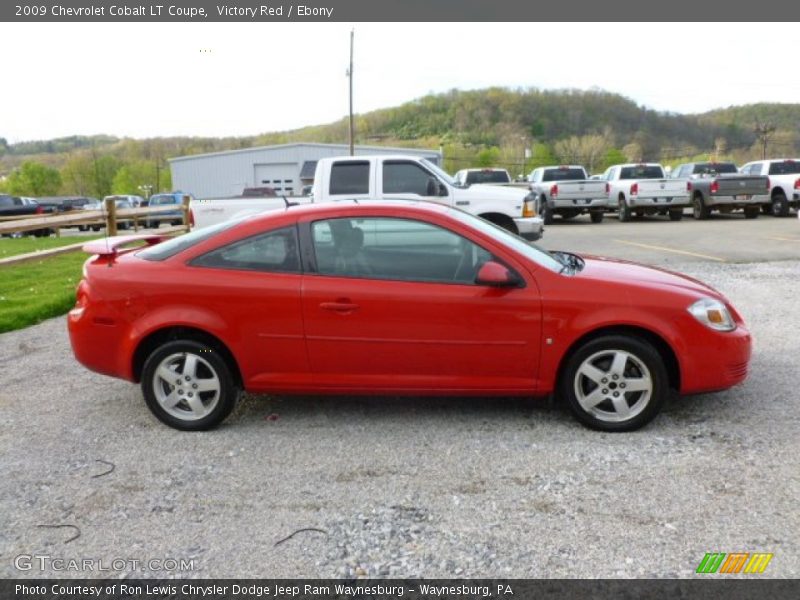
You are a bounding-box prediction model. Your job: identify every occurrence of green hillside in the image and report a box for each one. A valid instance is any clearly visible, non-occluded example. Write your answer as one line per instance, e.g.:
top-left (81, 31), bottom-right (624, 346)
top-left (2, 87), bottom-right (798, 196)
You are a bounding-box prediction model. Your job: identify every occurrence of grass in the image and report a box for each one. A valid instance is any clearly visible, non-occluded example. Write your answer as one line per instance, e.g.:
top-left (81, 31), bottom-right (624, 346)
top-left (0, 251), bottom-right (88, 333)
top-left (0, 235), bottom-right (100, 259)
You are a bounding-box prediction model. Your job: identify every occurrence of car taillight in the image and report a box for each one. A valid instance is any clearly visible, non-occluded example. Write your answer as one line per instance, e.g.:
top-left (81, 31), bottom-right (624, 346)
top-left (767, 177), bottom-right (772, 190)
top-left (630, 183), bottom-right (639, 195)
top-left (550, 184), bottom-right (558, 198)
top-left (35, 205), bottom-right (44, 214)
top-left (686, 181), bottom-right (693, 192)
top-left (710, 180), bottom-right (719, 194)
top-left (794, 178), bottom-right (800, 190)
top-left (189, 208), bottom-right (195, 227)
top-left (605, 182), bottom-right (610, 195)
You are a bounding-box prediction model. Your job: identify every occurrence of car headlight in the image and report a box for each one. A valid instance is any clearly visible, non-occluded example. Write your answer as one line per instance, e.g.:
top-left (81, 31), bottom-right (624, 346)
top-left (687, 298), bottom-right (735, 332)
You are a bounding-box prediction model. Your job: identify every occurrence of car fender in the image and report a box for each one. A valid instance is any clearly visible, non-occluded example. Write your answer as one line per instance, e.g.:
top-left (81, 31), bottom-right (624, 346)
top-left (538, 304), bottom-right (687, 394)
top-left (121, 304), bottom-right (237, 380)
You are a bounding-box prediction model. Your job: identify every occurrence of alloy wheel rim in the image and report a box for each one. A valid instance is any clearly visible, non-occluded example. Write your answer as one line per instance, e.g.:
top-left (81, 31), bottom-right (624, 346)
top-left (573, 349), bottom-right (653, 423)
top-left (152, 352), bottom-right (221, 421)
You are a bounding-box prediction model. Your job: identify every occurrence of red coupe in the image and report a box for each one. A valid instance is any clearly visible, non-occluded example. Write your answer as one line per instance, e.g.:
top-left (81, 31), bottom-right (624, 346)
top-left (68, 201), bottom-right (751, 431)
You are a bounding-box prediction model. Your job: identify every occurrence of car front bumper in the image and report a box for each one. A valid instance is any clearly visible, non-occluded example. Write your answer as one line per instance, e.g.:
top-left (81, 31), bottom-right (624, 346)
top-left (514, 216), bottom-right (544, 241)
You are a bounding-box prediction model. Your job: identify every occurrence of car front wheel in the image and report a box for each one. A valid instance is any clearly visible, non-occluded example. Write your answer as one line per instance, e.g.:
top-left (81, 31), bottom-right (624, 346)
top-left (560, 335), bottom-right (668, 432)
top-left (141, 340), bottom-right (239, 430)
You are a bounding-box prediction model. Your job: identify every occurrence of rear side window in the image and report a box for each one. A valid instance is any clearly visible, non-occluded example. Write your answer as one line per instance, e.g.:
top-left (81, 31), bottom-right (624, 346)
top-left (329, 161), bottom-right (369, 195)
top-left (619, 166), bottom-right (664, 179)
top-left (191, 226), bottom-right (300, 273)
top-left (768, 161), bottom-right (800, 175)
top-left (542, 168), bottom-right (585, 182)
top-left (138, 218), bottom-right (242, 261)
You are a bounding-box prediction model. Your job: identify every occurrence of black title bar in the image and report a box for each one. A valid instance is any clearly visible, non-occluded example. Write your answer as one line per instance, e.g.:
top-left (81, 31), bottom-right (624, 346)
top-left (3, 0), bottom-right (800, 22)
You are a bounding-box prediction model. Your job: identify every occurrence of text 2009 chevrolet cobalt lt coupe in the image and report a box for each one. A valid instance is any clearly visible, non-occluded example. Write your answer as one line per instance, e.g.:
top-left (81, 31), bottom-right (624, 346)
top-left (68, 201), bottom-right (751, 431)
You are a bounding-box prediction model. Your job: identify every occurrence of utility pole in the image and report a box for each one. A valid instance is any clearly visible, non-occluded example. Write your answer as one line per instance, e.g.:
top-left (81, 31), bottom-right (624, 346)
top-left (754, 121), bottom-right (776, 160)
top-left (347, 28), bottom-right (354, 156)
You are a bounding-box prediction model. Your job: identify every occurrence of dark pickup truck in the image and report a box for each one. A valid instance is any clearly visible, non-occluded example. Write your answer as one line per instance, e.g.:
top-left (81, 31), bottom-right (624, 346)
top-left (672, 162), bottom-right (768, 219)
top-left (0, 194), bottom-right (53, 237)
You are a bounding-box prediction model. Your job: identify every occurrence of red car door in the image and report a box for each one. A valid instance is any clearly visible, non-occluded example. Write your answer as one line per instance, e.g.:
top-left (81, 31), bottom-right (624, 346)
top-left (299, 214), bottom-right (542, 394)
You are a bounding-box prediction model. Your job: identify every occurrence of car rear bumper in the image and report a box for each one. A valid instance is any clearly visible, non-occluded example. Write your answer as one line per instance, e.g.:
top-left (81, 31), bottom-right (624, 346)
top-left (514, 216), bottom-right (544, 241)
top-left (706, 195), bottom-right (762, 206)
top-left (68, 305), bottom-right (134, 382)
top-left (551, 198), bottom-right (607, 209)
top-left (629, 196), bottom-right (690, 207)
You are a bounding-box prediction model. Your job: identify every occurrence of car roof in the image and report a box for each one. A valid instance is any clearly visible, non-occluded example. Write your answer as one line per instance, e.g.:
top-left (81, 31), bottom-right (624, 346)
top-left (249, 199), bottom-right (452, 224)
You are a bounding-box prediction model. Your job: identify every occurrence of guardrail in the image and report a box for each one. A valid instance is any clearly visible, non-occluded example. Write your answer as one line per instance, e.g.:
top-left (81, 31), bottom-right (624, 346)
top-left (0, 196), bottom-right (191, 237)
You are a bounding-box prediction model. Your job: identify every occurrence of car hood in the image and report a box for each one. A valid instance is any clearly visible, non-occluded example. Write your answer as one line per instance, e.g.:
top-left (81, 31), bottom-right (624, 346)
top-left (575, 255), bottom-right (723, 299)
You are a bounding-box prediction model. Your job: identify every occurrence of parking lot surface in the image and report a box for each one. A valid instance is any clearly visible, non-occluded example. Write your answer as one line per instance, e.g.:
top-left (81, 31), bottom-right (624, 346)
top-left (1, 216), bottom-right (798, 578)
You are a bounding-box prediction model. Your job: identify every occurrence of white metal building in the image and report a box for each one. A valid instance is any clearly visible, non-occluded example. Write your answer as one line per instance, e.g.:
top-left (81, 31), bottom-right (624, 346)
top-left (169, 143), bottom-right (442, 199)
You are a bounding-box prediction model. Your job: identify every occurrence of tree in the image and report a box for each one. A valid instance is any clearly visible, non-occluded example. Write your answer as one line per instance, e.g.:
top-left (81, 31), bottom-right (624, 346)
top-left (112, 160), bottom-right (171, 196)
top-left (600, 147), bottom-right (627, 171)
top-left (60, 152), bottom-right (122, 197)
top-left (475, 146), bottom-right (501, 168)
top-left (554, 134), bottom-right (610, 173)
top-left (5, 161), bottom-right (62, 196)
top-left (527, 143), bottom-right (558, 171)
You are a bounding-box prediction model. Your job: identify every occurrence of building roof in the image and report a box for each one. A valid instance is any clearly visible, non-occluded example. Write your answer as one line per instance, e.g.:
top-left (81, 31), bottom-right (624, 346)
top-left (168, 142), bottom-right (441, 163)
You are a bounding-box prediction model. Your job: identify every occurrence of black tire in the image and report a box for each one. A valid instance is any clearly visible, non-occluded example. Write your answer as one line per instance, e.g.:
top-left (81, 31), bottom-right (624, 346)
top-left (561, 209), bottom-right (579, 220)
top-left (482, 214), bottom-right (518, 235)
top-left (590, 211), bottom-right (604, 224)
top-left (559, 335), bottom-right (668, 432)
top-left (668, 209), bottom-right (683, 221)
top-left (540, 199), bottom-right (554, 225)
top-left (692, 194), bottom-right (710, 220)
top-left (762, 204), bottom-right (773, 215)
top-left (92, 225), bottom-right (102, 232)
top-left (617, 196), bottom-right (631, 222)
top-left (141, 339), bottom-right (239, 431)
top-left (772, 192), bottom-right (790, 217)
top-left (78, 225), bottom-right (88, 232)
top-left (743, 206), bottom-right (760, 219)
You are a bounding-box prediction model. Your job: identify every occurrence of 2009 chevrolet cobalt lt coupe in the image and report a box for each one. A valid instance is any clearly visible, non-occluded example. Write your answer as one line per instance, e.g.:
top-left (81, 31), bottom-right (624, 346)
top-left (68, 201), bottom-right (751, 431)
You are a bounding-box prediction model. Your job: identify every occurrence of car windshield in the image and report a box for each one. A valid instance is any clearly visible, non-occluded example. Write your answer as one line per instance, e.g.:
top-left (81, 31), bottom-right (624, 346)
top-left (466, 170), bottom-right (510, 184)
top-left (421, 159), bottom-right (456, 186)
top-left (137, 217), bottom-right (245, 260)
top-left (693, 163), bottom-right (737, 175)
top-left (445, 208), bottom-right (563, 273)
top-left (150, 195), bottom-right (176, 205)
top-left (768, 160), bottom-right (800, 175)
top-left (542, 168), bottom-right (586, 182)
top-left (620, 166), bottom-right (664, 179)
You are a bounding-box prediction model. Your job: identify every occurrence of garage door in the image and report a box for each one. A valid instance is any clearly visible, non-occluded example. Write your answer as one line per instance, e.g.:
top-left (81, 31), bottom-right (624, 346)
top-left (253, 163), bottom-right (298, 196)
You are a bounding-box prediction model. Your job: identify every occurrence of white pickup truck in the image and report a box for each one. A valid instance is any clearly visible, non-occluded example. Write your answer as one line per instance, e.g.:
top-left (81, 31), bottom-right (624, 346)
top-left (739, 158), bottom-right (800, 217)
top-left (602, 163), bottom-right (689, 222)
top-left (192, 155), bottom-right (544, 240)
top-left (527, 165), bottom-right (608, 224)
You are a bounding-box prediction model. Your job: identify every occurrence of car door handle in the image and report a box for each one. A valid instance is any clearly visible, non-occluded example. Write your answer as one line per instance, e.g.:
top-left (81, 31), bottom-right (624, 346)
top-left (320, 301), bottom-right (360, 313)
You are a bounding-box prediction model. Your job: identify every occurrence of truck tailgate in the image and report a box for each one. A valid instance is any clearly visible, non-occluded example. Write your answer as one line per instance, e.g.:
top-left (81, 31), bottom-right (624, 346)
top-left (635, 179), bottom-right (687, 198)
top-left (711, 175), bottom-right (769, 196)
top-left (551, 180), bottom-right (607, 200)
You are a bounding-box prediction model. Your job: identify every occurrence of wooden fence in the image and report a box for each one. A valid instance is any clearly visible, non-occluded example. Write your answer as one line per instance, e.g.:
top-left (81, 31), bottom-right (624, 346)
top-left (0, 197), bottom-right (191, 267)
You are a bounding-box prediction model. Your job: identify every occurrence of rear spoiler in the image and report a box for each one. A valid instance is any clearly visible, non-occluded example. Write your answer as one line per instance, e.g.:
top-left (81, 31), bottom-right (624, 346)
top-left (82, 234), bottom-right (167, 256)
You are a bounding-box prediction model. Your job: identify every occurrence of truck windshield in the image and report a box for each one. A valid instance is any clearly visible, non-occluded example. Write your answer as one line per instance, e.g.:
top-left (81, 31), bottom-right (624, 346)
top-left (620, 166), bottom-right (664, 179)
top-left (542, 168), bottom-right (586, 182)
top-left (693, 163), bottom-right (737, 175)
top-left (466, 170), bottom-right (511, 184)
top-left (421, 159), bottom-right (456, 186)
top-left (768, 160), bottom-right (800, 175)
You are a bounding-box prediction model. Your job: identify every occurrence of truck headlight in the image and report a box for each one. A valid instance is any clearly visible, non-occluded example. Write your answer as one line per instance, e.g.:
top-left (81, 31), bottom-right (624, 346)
top-left (687, 298), bottom-right (735, 332)
top-left (522, 195), bottom-right (536, 218)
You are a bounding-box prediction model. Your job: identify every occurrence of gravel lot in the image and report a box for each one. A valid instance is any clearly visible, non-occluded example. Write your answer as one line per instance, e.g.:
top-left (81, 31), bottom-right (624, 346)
top-left (1, 253), bottom-right (798, 578)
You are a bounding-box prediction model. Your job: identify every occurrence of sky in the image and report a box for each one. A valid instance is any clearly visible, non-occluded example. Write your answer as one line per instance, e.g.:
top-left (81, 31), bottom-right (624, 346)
top-left (1, 22), bottom-right (798, 143)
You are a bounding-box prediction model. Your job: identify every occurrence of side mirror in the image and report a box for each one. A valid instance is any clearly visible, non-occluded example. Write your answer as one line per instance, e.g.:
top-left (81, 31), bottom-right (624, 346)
top-left (475, 261), bottom-right (520, 287)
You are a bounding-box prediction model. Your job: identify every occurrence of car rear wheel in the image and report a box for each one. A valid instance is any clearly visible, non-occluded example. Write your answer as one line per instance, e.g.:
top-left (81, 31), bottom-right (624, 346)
top-left (692, 195), bottom-right (710, 220)
top-left (540, 199), bottom-right (554, 225)
top-left (590, 210), bottom-right (604, 224)
top-left (772, 192), bottom-right (790, 217)
top-left (560, 335), bottom-right (668, 432)
top-left (668, 209), bottom-right (683, 221)
top-left (141, 340), bottom-right (239, 430)
top-left (743, 206), bottom-right (759, 219)
top-left (617, 197), bottom-right (631, 222)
